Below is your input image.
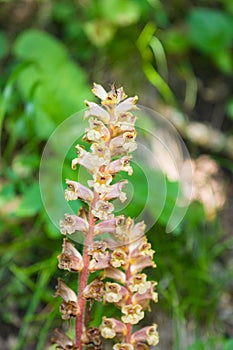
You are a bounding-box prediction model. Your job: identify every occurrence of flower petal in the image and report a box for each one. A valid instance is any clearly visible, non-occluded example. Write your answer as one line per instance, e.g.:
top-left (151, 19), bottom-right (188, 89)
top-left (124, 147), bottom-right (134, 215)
top-left (121, 304), bottom-right (144, 325)
top-left (60, 214), bottom-right (89, 235)
top-left (115, 96), bottom-right (138, 114)
top-left (65, 179), bottom-right (94, 202)
top-left (131, 324), bottom-right (159, 346)
top-left (84, 101), bottom-right (110, 124)
top-left (100, 317), bottom-right (127, 339)
top-left (58, 238), bottom-right (84, 272)
top-left (92, 83), bottom-right (108, 100)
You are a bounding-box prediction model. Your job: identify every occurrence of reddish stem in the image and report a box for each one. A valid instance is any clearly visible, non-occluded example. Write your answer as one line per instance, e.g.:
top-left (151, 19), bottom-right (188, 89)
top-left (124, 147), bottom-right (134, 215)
top-left (125, 259), bottom-right (132, 343)
top-left (76, 192), bottom-right (98, 349)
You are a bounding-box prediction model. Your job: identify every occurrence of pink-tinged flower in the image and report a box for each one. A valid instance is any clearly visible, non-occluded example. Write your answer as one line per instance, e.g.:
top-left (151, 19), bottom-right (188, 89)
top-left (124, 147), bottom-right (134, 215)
top-left (84, 101), bottom-right (110, 124)
top-left (54, 279), bottom-right (80, 320)
top-left (103, 267), bottom-right (126, 284)
top-left (115, 221), bottom-right (145, 249)
top-left (88, 172), bottom-right (113, 194)
top-left (101, 180), bottom-right (128, 203)
top-left (82, 278), bottom-right (104, 301)
top-left (89, 256), bottom-right (110, 272)
top-left (126, 222), bottom-right (146, 248)
top-left (104, 282), bottom-right (128, 304)
top-left (88, 240), bottom-right (108, 255)
top-left (131, 324), bottom-right (159, 346)
top-left (115, 96), bottom-right (138, 115)
top-left (132, 221), bottom-right (146, 239)
top-left (110, 131), bottom-right (137, 156)
top-left (121, 304), bottom-right (144, 325)
top-left (92, 83), bottom-right (108, 101)
top-left (58, 238), bottom-right (84, 272)
top-left (50, 328), bottom-right (78, 349)
top-left (72, 144), bottom-right (108, 173)
top-left (129, 274), bottom-right (151, 294)
top-left (132, 282), bottom-right (158, 310)
top-left (100, 317), bottom-right (127, 339)
top-left (91, 142), bottom-right (111, 163)
top-left (64, 179), bottom-right (94, 203)
top-left (130, 255), bottom-right (156, 275)
top-left (114, 217), bottom-right (145, 245)
top-left (115, 112), bottom-right (137, 132)
top-left (88, 241), bottom-right (110, 272)
top-left (94, 217), bottom-right (120, 236)
top-left (106, 156), bottom-right (133, 176)
top-left (85, 118), bottom-right (110, 142)
top-left (110, 248), bottom-right (127, 268)
top-left (60, 214), bottom-right (89, 235)
top-left (129, 236), bottom-right (152, 258)
top-left (113, 344), bottom-right (134, 350)
top-left (91, 200), bottom-right (114, 220)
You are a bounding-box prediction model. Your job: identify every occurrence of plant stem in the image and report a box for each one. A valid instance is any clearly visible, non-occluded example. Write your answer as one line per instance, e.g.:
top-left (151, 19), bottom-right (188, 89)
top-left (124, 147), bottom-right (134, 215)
top-left (125, 254), bottom-right (132, 343)
top-left (76, 192), bottom-right (98, 349)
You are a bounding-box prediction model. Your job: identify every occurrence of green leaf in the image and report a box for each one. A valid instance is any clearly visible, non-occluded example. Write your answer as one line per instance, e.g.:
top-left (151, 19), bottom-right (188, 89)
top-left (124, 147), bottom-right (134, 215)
top-left (223, 339), bottom-right (233, 350)
top-left (188, 8), bottom-right (233, 54)
top-left (99, 0), bottom-right (141, 26)
top-left (226, 97), bottom-right (233, 120)
top-left (12, 30), bottom-right (91, 132)
top-left (0, 31), bottom-right (8, 59)
top-left (162, 28), bottom-right (190, 54)
top-left (13, 29), bottom-right (67, 69)
top-left (213, 50), bottom-right (233, 74)
top-left (17, 182), bottom-right (42, 217)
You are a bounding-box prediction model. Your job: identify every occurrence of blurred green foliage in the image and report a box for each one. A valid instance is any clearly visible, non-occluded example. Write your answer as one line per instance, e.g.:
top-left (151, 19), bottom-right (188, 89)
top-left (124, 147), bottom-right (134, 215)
top-left (0, 0), bottom-right (233, 349)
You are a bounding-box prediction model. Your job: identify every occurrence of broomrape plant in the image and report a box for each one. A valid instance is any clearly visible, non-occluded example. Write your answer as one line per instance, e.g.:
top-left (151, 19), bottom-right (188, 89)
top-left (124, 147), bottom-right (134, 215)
top-left (51, 84), bottom-right (159, 350)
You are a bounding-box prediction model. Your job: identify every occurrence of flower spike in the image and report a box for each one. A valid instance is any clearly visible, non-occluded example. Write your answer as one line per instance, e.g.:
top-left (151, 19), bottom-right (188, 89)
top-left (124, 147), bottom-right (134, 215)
top-left (52, 83), bottom-right (159, 350)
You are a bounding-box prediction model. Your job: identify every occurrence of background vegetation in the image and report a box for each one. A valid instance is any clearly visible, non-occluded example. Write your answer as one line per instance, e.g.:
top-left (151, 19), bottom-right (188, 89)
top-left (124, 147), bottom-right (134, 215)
top-left (0, 0), bottom-right (233, 349)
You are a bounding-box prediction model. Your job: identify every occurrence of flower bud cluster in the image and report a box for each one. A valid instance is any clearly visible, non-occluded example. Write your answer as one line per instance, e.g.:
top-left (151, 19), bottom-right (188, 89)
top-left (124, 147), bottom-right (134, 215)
top-left (52, 84), bottom-right (158, 349)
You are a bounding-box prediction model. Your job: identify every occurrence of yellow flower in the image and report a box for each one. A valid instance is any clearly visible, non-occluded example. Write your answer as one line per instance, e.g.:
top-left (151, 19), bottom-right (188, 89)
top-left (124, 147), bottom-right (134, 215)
top-left (121, 304), bottom-right (144, 325)
top-left (100, 317), bottom-right (127, 339)
top-left (110, 248), bottom-right (127, 268)
top-left (147, 324), bottom-right (159, 346)
top-left (104, 282), bottom-right (128, 304)
top-left (88, 171), bottom-right (113, 194)
top-left (129, 274), bottom-right (151, 294)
